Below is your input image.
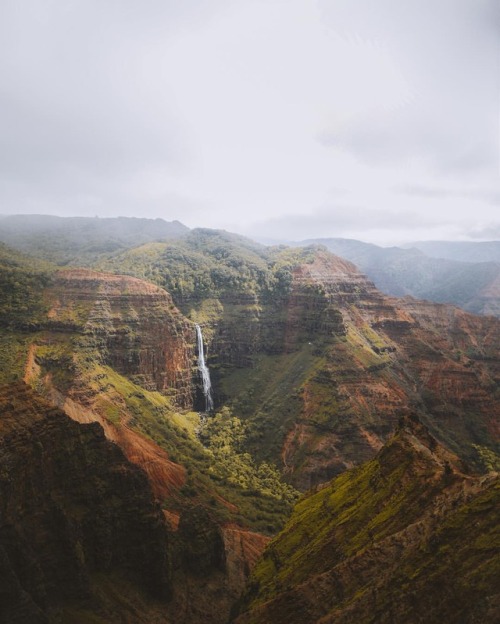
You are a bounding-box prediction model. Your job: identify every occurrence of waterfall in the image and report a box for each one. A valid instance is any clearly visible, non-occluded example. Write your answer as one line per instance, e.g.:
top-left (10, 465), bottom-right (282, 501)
top-left (195, 324), bottom-right (214, 412)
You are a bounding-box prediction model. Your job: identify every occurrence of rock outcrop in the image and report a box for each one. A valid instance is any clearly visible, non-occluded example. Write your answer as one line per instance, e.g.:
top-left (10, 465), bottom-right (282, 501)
top-left (162, 508), bottom-right (271, 624)
top-left (301, 253), bottom-right (498, 483)
top-left (46, 268), bottom-right (195, 407)
top-left (14, 245), bottom-right (499, 492)
top-left (234, 416), bottom-right (500, 624)
top-left (0, 381), bottom-right (271, 624)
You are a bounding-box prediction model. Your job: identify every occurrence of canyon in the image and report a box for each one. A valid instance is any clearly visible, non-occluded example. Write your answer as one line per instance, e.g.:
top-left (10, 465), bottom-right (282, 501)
top-left (0, 222), bottom-right (498, 623)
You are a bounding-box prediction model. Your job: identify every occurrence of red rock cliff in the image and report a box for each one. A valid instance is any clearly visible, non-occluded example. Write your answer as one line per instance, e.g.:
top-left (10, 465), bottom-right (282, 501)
top-left (46, 269), bottom-right (195, 407)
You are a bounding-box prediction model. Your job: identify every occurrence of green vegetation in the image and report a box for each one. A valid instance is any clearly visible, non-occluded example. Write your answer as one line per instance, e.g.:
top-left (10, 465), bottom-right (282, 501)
top-left (0, 333), bottom-right (35, 383)
top-left (246, 443), bottom-right (431, 602)
top-left (85, 365), bottom-right (298, 533)
top-left (33, 341), bottom-right (76, 385)
top-left (0, 243), bottom-right (56, 384)
top-left (0, 215), bottom-right (188, 265)
top-left (0, 222), bottom-right (498, 550)
top-left (220, 345), bottom-right (323, 462)
top-left (198, 407), bottom-right (299, 504)
top-left (238, 424), bottom-right (500, 623)
top-left (97, 229), bottom-right (321, 315)
top-left (472, 444), bottom-right (500, 472)
top-left (0, 242), bottom-right (54, 328)
top-left (26, 324), bottom-right (297, 535)
top-left (0, 232), bottom-right (307, 534)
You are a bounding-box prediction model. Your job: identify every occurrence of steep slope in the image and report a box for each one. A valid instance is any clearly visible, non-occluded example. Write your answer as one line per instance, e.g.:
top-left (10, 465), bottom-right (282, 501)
top-left (219, 250), bottom-right (499, 487)
top-left (0, 254), bottom-right (284, 621)
top-left (1, 231), bottom-right (498, 491)
top-left (234, 416), bottom-right (500, 624)
top-left (299, 237), bottom-right (500, 317)
top-left (0, 381), bottom-right (273, 624)
top-left (0, 381), bottom-right (171, 623)
top-left (44, 268), bottom-right (195, 407)
top-left (0, 228), bottom-right (498, 622)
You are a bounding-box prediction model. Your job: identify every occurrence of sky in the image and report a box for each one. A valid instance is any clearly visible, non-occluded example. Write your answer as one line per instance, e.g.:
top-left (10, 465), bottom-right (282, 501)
top-left (0, 0), bottom-right (498, 245)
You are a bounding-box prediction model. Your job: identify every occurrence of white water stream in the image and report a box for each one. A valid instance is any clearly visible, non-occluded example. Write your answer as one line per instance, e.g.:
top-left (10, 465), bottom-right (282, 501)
top-left (195, 324), bottom-right (214, 412)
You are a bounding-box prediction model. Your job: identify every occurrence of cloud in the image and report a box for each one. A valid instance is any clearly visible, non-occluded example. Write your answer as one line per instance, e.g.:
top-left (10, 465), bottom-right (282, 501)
top-left (0, 0), bottom-right (498, 244)
top-left (246, 205), bottom-right (449, 242)
top-left (317, 0), bottom-right (500, 179)
top-left (0, 0), bottom-right (212, 202)
top-left (397, 185), bottom-right (500, 206)
top-left (466, 223), bottom-right (500, 240)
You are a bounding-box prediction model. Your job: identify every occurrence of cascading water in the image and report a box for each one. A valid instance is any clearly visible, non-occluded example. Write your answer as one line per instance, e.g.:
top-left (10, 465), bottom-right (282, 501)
top-left (195, 324), bottom-right (214, 412)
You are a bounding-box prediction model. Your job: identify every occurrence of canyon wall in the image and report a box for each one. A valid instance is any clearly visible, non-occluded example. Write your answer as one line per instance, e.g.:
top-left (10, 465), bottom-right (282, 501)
top-left (46, 269), bottom-right (196, 407)
top-left (0, 382), bottom-right (171, 623)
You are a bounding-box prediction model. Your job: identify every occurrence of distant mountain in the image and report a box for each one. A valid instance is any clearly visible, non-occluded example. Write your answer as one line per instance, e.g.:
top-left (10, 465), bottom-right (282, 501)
top-left (299, 238), bottom-right (500, 317)
top-left (0, 214), bottom-right (189, 265)
top-left (405, 240), bottom-right (500, 263)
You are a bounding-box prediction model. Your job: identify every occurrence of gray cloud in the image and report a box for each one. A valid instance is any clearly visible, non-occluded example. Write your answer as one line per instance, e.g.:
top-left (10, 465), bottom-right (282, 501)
top-left (397, 185), bottom-right (500, 206)
top-left (467, 224), bottom-right (500, 240)
top-left (0, 0), bottom-right (498, 243)
top-left (318, 0), bottom-right (499, 178)
top-left (246, 205), bottom-right (449, 242)
top-left (0, 0), bottom-right (212, 208)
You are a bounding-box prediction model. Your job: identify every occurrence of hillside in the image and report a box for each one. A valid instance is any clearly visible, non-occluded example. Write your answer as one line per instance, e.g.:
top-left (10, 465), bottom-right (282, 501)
top-left (0, 381), bottom-right (171, 623)
top-left (299, 237), bottom-right (500, 317)
top-left (0, 214), bottom-right (189, 265)
top-left (234, 416), bottom-right (500, 624)
top-left (2, 230), bottom-right (498, 489)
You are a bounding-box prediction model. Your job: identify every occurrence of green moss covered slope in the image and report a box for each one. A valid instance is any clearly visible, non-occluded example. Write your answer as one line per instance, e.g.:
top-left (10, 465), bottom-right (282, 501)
top-left (235, 416), bottom-right (500, 624)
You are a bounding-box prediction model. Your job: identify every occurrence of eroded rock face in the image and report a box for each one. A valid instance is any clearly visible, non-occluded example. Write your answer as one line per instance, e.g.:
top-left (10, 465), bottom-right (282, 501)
top-left (234, 417), bottom-right (500, 624)
top-left (208, 251), bottom-right (499, 488)
top-left (0, 381), bottom-right (271, 624)
top-left (176, 505), bottom-right (227, 575)
top-left (209, 254), bottom-right (352, 368)
top-left (285, 255), bottom-right (499, 487)
top-left (47, 269), bottom-right (195, 407)
top-left (0, 382), bottom-right (171, 622)
top-left (14, 269), bottom-right (271, 624)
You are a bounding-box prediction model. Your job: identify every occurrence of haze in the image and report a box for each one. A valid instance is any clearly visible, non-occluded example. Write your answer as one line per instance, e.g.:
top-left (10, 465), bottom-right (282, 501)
top-left (0, 0), bottom-right (498, 245)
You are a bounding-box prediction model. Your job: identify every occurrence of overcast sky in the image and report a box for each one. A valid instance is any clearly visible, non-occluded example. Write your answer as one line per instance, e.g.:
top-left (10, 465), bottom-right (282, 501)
top-left (0, 0), bottom-right (498, 244)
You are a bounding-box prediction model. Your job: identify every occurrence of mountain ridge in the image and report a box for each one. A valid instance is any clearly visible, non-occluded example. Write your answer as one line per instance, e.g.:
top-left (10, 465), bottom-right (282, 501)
top-left (234, 415), bottom-right (500, 623)
top-left (404, 240), bottom-right (500, 263)
top-left (298, 237), bottom-right (500, 317)
top-left (0, 214), bottom-right (190, 265)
